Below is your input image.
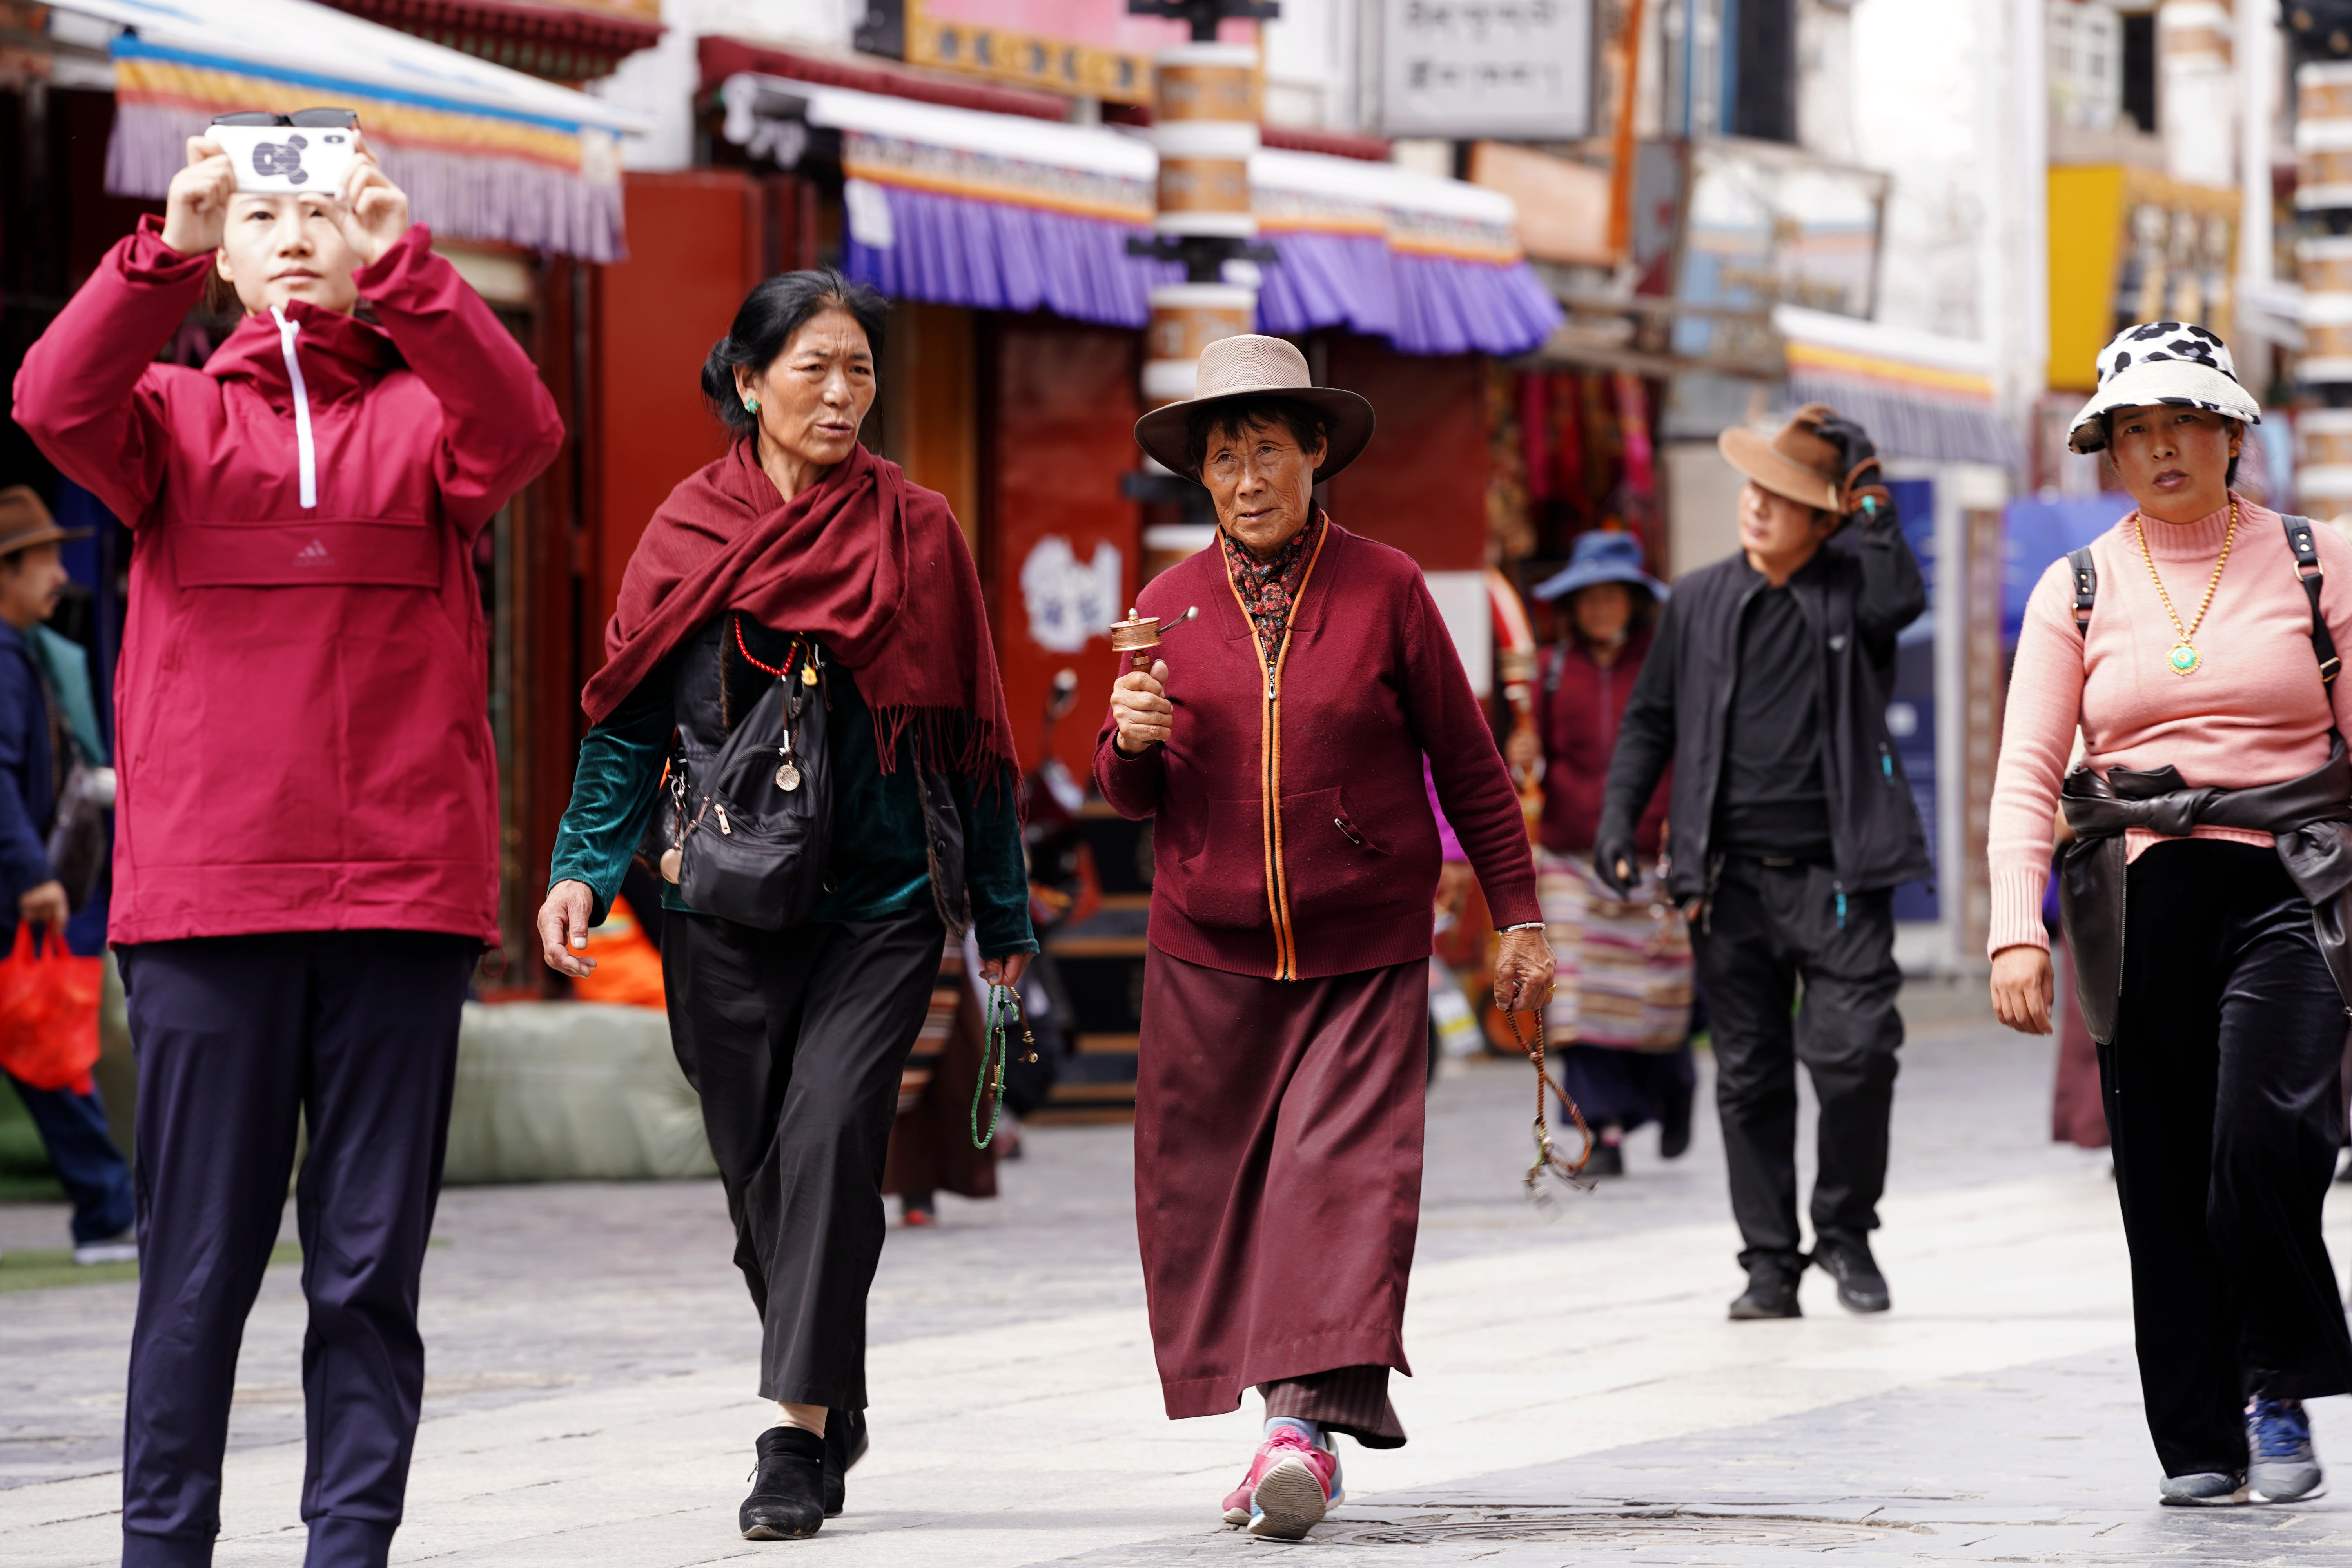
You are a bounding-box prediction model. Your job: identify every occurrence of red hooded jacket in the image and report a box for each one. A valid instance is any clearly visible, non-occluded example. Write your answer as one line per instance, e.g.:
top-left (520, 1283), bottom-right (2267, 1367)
top-left (12, 219), bottom-right (563, 944)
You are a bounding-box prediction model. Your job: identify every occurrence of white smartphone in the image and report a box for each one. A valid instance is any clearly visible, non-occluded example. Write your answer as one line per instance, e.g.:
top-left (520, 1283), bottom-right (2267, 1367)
top-left (209, 123), bottom-right (359, 197)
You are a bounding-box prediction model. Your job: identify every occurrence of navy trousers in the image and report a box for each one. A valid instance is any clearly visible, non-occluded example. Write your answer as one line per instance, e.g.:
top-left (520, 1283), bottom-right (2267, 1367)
top-left (5, 1068), bottom-right (133, 1243)
top-left (116, 931), bottom-right (476, 1568)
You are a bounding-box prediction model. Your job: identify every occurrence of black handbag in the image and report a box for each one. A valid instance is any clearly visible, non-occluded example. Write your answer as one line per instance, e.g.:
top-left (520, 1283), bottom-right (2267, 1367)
top-left (664, 626), bottom-right (835, 930)
top-left (45, 753), bottom-right (111, 914)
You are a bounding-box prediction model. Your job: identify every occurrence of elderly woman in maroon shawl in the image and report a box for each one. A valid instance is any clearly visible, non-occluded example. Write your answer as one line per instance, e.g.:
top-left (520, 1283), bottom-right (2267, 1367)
top-left (537, 271), bottom-right (1033, 1543)
top-left (1099, 335), bottom-right (1552, 1541)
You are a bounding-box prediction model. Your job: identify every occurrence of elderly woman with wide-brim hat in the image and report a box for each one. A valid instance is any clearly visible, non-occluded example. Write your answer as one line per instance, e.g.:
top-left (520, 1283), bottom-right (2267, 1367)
top-left (1514, 531), bottom-right (1693, 1179)
top-left (1989, 323), bottom-right (2352, 1506)
top-left (1097, 336), bottom-right (1552, 1541)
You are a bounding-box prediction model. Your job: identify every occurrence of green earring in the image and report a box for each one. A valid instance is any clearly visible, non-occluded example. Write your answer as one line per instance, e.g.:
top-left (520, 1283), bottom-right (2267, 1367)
top-left (743, 396), bottom-right (760, 413)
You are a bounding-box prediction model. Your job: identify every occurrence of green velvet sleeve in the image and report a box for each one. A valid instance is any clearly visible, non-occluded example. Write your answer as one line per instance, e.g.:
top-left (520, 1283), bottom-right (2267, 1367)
top-left (548, 666), bottom-right (673, 928)
top-left (960, 769), bottom-right (1037, 960)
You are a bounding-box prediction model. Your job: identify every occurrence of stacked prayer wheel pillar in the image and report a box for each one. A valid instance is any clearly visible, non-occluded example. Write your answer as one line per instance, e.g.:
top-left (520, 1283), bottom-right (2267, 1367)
top-left (1120, 0), bottom-right (1278, 551)
top-left (2301, 62), bottom-right (2352, 516)
top-left (1140, 42), bottom-right (1262, 411)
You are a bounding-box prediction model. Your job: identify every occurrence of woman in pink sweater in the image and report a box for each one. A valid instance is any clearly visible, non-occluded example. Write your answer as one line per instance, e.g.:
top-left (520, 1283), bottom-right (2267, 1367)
top-left (1988, 324), bottom-right (2352, 1509)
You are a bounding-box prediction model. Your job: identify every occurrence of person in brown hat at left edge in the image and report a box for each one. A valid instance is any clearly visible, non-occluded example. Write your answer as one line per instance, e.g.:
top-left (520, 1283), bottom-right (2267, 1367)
top-left (0, 485), bottom-right (134, 1269)
top-left (1593, 406), bottom-right (1930, 1321)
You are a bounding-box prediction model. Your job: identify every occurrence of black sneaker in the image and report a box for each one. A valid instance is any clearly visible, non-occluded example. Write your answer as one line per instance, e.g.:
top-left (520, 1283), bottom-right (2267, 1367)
top-left (1813, 1238), bottom-right (1891, 1313)
top-left (741, 1426), bottom-right (825, 1540)
top-left (1728, 1266), bottom-right (1802, 1319)
top-left (823, 1407), bottom-right (869, 1517)
top-left (1584, 1138), bottom-right (1625, 1177)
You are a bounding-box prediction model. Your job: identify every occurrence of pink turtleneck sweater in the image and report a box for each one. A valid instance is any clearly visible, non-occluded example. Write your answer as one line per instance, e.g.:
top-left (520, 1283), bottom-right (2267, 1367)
top-left (1987, 495), bottom-right (2352, 956)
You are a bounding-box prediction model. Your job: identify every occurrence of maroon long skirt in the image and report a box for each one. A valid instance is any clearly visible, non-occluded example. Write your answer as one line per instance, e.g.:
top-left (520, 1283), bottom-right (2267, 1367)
top-left (1134, 945), bottom-right (1428, 1424)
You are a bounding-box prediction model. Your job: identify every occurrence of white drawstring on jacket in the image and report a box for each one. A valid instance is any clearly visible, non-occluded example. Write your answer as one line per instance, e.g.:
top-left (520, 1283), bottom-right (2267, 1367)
top-left (269, 306), bottom-right (318, 510)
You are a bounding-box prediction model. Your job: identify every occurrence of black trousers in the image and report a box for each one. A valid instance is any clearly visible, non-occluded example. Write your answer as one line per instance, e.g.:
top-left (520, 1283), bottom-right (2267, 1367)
top-left (2103, 840), bottom-right (2352, 1477)
top-left (1689, 857), bottom-right (1904, 1272)
top-left (115, 931), bottom-right (477, 1568)
top-left (662, 904), bottom-right (944, 1407)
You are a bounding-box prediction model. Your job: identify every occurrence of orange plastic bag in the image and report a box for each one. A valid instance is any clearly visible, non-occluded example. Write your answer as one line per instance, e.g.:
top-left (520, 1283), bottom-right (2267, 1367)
top-left (570, 897), bottom-right (666, 1010)
top-left (0, 923), bottom-right (102, 1094)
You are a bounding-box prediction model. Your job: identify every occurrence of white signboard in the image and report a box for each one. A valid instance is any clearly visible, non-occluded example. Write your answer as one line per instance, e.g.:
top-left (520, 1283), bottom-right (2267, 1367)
top-left (1377, 0), bottom-right (1592, 140)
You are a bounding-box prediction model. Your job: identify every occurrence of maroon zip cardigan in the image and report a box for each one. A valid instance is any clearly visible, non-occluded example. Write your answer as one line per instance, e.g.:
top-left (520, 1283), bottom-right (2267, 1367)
top-left (1093, 521), bottom-right (1540, 980)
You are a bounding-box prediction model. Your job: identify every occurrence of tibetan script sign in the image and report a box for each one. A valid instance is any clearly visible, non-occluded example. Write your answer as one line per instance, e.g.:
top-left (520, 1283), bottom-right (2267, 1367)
top-left (1377, 0), bottom-right (1591, 139)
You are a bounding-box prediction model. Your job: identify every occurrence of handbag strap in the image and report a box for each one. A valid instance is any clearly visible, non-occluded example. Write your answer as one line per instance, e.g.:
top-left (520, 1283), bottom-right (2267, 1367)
top-left (2282, 514), bottom-right (2341, 686)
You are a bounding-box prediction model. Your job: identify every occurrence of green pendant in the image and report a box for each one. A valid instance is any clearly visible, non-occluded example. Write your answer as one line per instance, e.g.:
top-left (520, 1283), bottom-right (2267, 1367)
top-left (2169, 642), bottom-right (2201, 676)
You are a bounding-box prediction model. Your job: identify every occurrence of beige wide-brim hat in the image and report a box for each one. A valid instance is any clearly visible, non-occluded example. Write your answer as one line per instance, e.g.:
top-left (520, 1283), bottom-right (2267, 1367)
top-left (1133, 335), bottom-right (1376, 483)
top-left (1717, 402), bottom-right (1847, 513)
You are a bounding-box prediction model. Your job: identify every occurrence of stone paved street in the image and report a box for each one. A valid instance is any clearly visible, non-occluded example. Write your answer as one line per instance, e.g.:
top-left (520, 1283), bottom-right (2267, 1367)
top-left (5, 984), bottom-right (2352, 1564)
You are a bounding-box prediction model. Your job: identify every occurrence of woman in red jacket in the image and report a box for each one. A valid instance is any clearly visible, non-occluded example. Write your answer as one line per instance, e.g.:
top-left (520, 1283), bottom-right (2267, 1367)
top-left (13, 130), bottom-right (561, 1568)
top-left (1101, 336), bottom-right (1552, 1542)
top-left (1511, 530), bottom-right (1695, 1177)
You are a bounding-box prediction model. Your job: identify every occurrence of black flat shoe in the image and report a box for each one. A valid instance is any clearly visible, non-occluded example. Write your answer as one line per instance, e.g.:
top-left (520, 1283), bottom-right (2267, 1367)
top-left (823, 1408), bottom-right (869, 1518)
top-left (741, 1426), bottom-right (825, 1540)
top-left (1584, 1139), bottom-right (1625, 1177)
top-left (1728, 1267), bottom-right (1802, 1319)
top-left (1659, 1090), bottom-right (1693, 1160)
top-left (1812, 1238), bottom-right (1891, 1313)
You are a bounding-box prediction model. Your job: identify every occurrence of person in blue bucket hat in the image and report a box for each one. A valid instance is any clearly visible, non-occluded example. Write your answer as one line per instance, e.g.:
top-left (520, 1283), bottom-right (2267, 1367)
top-left (1529, 528), bottom-right (1669, 606)
top-left (1509, 530), bottom-right (1691, 1179)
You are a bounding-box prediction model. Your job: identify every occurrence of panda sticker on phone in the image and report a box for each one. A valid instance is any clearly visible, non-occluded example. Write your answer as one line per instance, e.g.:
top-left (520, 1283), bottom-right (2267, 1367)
top-left (208, 110), bottom-right (360, 196)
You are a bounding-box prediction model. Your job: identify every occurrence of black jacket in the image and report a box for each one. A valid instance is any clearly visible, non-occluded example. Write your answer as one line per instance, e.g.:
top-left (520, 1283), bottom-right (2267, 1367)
top-left (1598, 509), bottom-right (1933, 902)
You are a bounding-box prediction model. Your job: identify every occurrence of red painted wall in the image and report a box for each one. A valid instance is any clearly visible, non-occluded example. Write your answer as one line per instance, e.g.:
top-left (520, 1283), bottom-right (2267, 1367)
top-left (588, 171), bottom-right (762, 677)
top-left (985, 316), bottom-right (1142, 777)
top-left (1318, 337), bottom-right (1486, 572)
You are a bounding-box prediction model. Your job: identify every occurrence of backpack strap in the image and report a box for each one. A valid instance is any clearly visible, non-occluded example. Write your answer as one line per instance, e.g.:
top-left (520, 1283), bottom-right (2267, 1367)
top-left (2067, 546), bottom-right (2097, 640)
top-left (2283, 515), bottom-right (2342, 686)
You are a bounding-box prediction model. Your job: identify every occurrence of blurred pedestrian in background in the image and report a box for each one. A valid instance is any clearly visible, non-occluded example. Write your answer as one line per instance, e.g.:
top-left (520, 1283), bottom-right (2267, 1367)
top-left (1597, 405), bottom-right (1927, 1321)
top-left (13, 127), bottom-right (562, 1568)
top-left (1102, 336), bottom-right (1551, 1542)
top-left (1990, 323), bottom-right (2352, 1509)
top-left (1513, 529), bottom-right (1693, 1177)
top-left (0, 485), bottom-right (131, 1267)
top-left (540, 270), bottom-right (1033, 1543)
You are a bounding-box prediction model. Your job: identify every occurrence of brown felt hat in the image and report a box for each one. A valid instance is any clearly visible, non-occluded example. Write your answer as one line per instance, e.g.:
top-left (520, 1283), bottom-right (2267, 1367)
top-left (0, 487), bottom-right (87, 557)
top-left (1133, 335), bottom-right (1376, 483)
top-left (1717, 403), bottom-right (1847, 513)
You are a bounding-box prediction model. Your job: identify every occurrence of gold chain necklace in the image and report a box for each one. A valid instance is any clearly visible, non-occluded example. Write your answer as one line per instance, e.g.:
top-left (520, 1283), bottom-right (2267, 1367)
top-left (2133, 497), bottom-right (2238, 677)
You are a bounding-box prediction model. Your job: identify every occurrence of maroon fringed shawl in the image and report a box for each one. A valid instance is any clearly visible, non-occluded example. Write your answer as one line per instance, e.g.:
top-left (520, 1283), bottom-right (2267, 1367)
top-left (584, 440), bottom-right (1018, 790)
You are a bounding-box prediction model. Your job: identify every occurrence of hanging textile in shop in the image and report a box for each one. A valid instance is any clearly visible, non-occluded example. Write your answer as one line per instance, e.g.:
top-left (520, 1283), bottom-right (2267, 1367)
top-left (726, 75), bottom-right (1562, 357)
top-left (1773, 305), bottom-right (2021, 470)
top-left (60, 0), bottom-right (638, 261)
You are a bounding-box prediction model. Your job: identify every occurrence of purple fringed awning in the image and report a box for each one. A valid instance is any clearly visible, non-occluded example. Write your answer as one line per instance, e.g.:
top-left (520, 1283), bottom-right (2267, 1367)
top-left (781, 80), bottom-right (1563, 357)
top-left (846, 184), bottom-right (1170, 327)
top-left (74, 0), bottom-right (641, 262)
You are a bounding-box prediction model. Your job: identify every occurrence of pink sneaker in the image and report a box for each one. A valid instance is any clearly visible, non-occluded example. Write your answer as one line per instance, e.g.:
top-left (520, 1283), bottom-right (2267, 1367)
top-left (1218, 1428), bottom-right (1340, 1538)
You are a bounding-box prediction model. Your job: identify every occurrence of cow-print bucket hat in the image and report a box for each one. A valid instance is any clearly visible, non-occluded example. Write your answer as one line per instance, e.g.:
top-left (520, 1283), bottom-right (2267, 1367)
top-left (2067, 321), bottom-right (2261, 454)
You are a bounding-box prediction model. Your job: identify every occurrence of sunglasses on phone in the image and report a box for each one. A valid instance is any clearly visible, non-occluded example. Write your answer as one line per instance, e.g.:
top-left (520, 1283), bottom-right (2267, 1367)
top-left (209, 109), bottom-right (360, 129)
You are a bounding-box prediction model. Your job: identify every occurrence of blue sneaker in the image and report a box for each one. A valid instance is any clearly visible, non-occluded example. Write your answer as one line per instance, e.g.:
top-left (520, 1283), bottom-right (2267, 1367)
top-left (2248, 1398), bottom-right (2326, 1504)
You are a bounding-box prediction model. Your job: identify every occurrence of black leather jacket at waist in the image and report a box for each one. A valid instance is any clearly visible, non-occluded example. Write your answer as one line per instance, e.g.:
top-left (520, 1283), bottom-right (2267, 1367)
top-left (2057, 740), bottom-right (2352, 1042)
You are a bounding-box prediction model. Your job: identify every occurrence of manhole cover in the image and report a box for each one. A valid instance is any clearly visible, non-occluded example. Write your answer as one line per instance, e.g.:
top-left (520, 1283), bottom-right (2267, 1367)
top-left (1321, 1509), bottom-right (1920, 1548)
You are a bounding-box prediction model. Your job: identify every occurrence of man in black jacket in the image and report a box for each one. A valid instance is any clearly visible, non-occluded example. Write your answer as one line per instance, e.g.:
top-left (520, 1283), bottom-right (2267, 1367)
top-left (1595, 405), bottom-right (1930, 1320)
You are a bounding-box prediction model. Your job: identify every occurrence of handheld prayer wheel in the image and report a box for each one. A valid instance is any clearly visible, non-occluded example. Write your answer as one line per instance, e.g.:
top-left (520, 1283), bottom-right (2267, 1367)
top-left (1109, 605), bottom-right (1199, 672)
